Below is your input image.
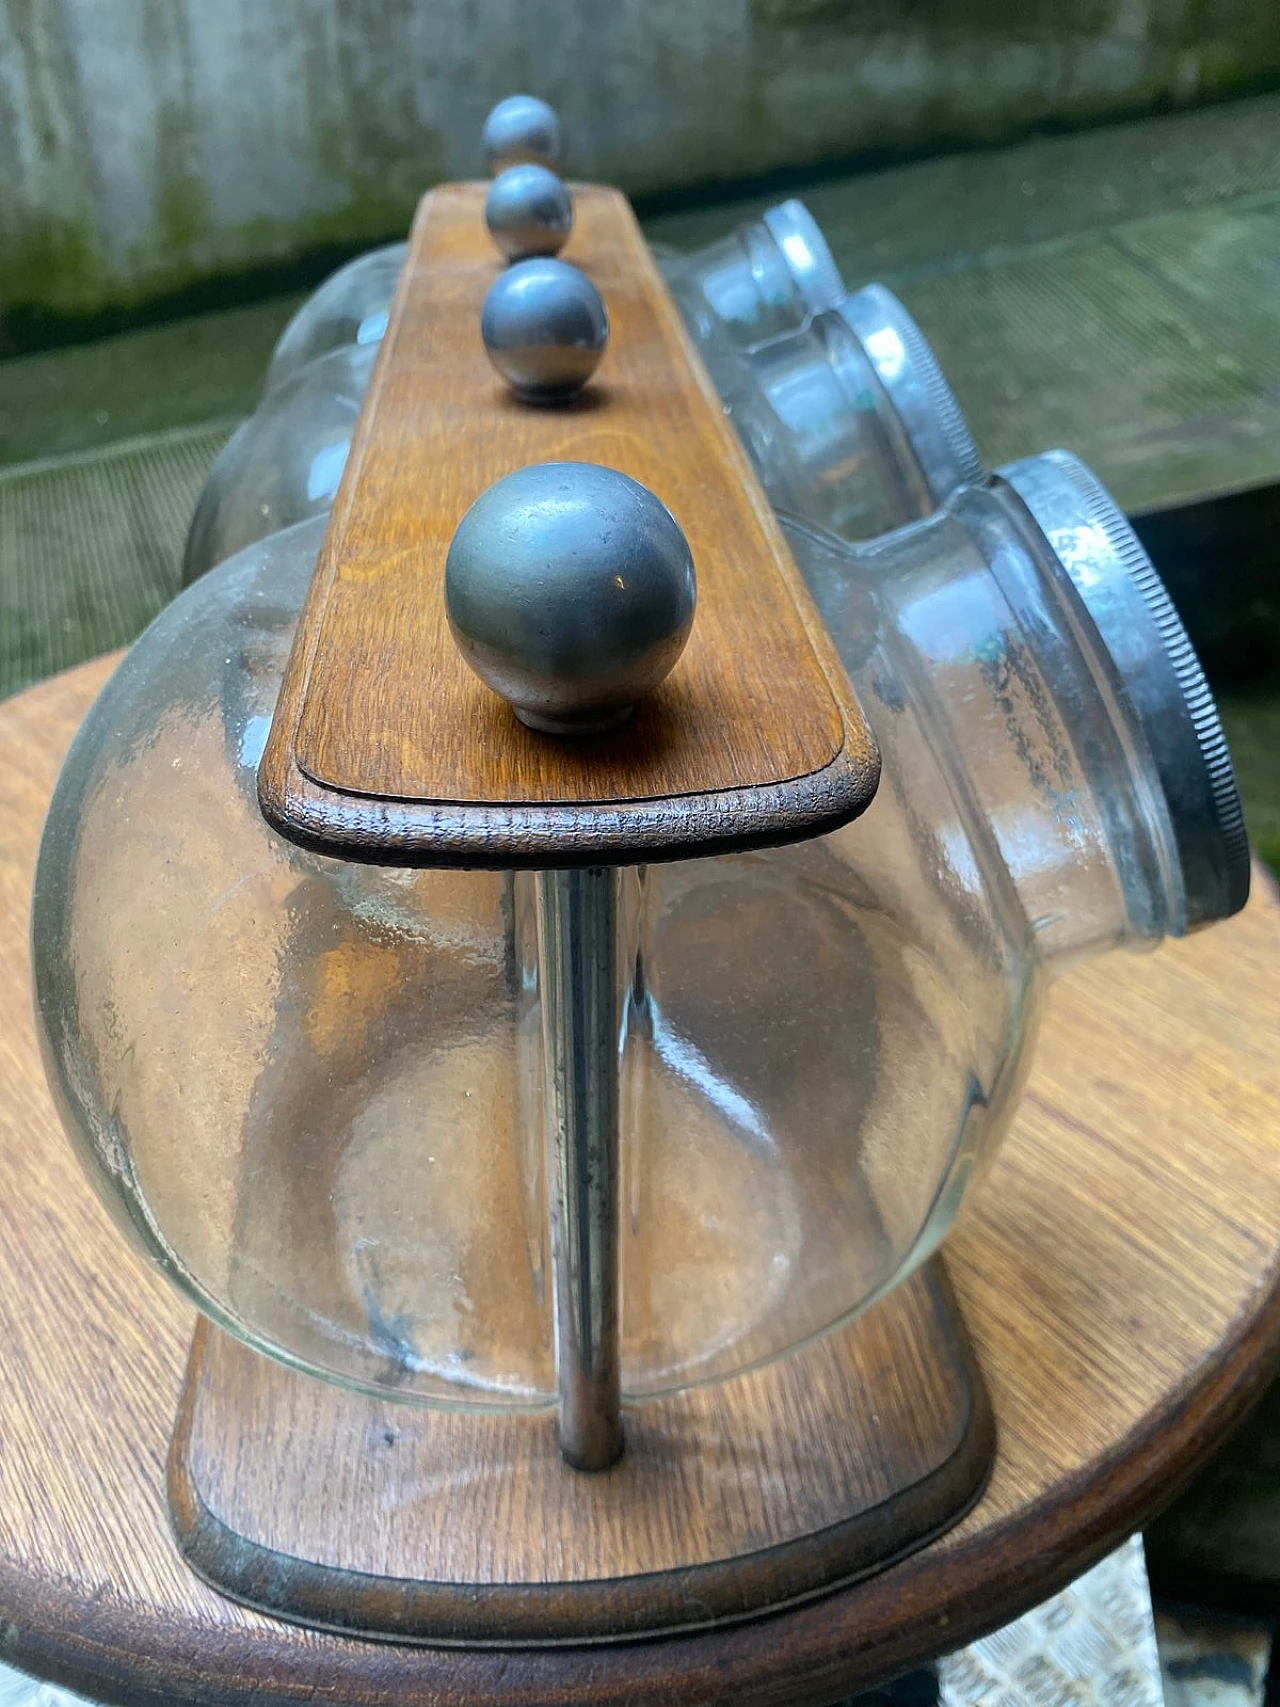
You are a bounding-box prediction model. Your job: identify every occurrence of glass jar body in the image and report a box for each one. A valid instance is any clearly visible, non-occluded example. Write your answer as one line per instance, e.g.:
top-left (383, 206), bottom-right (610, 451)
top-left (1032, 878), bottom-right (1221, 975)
top-left (719, 288), bottom-right (984, 542)
top-left (182, 343), bottom-right (376, 586)
top-left (661, 201), bottom-right (844, 360)
top-left (265, 243), bottom-right (407, 394)
top-left (34, 514), bottom-right (1041, 1408)
top-left (181, 209), bottom-right (861, 581)
top-left (722, 309), bottom-right (925, 540)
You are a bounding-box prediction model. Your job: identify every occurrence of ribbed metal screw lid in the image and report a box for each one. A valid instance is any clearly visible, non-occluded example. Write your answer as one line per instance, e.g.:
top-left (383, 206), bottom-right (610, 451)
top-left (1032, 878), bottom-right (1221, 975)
top-left (838, 284), bottom-right (984, 506)
top-left (1000, 449), bottom-right (1250, 931)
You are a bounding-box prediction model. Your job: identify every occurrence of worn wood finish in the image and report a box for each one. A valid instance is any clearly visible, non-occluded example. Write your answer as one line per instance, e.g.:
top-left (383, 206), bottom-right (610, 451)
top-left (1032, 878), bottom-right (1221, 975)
top-left (5, 659), bottom-right (1280, 1705)
top-left (259, 184), bottom-right (879, 869)
top-left (169, 1262), bottom-right (991, 1644)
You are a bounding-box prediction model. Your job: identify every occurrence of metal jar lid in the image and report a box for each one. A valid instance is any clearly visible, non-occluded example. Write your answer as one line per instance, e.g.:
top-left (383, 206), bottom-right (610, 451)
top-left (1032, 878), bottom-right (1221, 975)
top-left (837, 284), bottom-right (984, 506)
top-left (1000, 449), bottom-right (1250, 930)
top-left (760, 200), bottom-right (847, 315)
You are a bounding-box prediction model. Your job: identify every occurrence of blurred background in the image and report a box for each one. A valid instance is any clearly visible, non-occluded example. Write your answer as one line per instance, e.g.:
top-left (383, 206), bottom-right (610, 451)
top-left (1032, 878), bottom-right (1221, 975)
top-left (2, 4), bottom-right (1280, 1703)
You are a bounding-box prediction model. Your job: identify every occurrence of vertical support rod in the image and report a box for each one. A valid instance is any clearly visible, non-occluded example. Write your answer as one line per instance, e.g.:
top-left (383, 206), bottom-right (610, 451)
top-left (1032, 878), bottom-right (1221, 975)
top-left (535, 865), bottom-right (624, 1471)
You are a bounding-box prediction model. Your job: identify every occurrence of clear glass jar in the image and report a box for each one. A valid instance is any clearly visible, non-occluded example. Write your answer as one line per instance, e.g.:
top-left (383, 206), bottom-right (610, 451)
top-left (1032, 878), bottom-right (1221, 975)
top-left (260, 207), bottom-right (840, 401)
top-left (660, 199), bottom-right (845, 362)
top-left (181, 342), bottom-right (377, 586)
top-left (265, 243), bottom-right (407, 394)
top-left (34, 453), bottom-right (1246, 1408)
top-left (719, 284), bottom-right (983, 539)
top-left (257, 206), bottom-right (840, 405)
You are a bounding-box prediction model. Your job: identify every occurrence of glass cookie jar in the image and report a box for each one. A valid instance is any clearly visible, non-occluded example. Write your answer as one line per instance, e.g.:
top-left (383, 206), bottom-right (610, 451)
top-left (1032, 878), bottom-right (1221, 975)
top-left (181, 341), bottom-right (377, 587)
top-left (718, 282), bottom-right (984, 541)
top-left (265, 241), bottom-right (408, 393)
top-left (32, 448), bottom-right (1246, 1419)
top-left (659, 197), bottom-right (846, 357)
top-left (259, 202), bottom-right (843, 388)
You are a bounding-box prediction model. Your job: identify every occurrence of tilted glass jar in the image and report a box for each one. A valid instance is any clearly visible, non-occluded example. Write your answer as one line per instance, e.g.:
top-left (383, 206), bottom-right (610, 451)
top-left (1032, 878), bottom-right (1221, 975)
top-left (659, 206), bottom-right (984, 532)
top-left (32, 450), bottom-right (1246, 1408)
top-left (265, 242), bottom-right (407, 394)
top-left (181, 341), bottom-right (376, 586)
top-left (261, 201), bottom-right (839, 400)
top-left (719, 283), bottom-right (984, 540)
top-left (659, 198), bottom-right (846, 359)
top-left (180, 243), bottom-right (408, 586)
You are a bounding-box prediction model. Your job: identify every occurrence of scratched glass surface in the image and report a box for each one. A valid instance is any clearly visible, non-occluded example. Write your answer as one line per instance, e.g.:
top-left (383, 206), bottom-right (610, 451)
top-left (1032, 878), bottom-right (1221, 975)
top-left (34, 463), bottom-right (1191, 1406)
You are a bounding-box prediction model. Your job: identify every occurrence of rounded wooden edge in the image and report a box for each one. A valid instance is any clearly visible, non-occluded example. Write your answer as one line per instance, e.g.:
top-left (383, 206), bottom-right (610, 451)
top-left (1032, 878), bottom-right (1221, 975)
top-left (10, 1256), bottom-right (1277, 1707)
top-left (259, 741), bottom-right (882, 870)
top-left (164, 1265), bottom-right (994, 1647)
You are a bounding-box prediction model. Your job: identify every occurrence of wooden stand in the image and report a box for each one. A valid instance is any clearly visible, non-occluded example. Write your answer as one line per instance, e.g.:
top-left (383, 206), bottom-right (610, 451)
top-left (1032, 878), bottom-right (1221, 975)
top-left (259, 183), bottom-right (879, 870)
top-left (4, 660), bottom-right (1280, 1704)
top-left (211, 176), bottom-right (905, 1642)
top-left (168, 1262), bottom-right (991, 1644)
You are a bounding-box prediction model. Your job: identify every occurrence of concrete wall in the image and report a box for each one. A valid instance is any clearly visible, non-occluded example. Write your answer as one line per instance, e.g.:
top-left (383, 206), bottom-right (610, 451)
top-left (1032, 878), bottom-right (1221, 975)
top-left (4, 0), bottom-right (1280, 320)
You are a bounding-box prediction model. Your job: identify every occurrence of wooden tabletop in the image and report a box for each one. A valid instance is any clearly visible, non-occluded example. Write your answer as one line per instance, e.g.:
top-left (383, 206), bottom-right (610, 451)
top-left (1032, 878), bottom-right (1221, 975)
top-left (4, 656), bottom-right (1280, 1707)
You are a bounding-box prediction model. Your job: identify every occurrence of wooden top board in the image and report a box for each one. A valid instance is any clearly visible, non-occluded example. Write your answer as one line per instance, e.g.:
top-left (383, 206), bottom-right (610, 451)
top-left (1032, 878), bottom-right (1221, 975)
top-left (258, 184), bottom-right (879, 868)
top-left (6, 657), bottom-right (1280, 1705)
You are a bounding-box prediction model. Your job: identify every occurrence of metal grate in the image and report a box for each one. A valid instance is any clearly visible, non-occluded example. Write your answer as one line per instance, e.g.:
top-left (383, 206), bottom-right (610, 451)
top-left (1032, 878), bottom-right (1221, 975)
top-left (0, 422), bottom-right (232, 700)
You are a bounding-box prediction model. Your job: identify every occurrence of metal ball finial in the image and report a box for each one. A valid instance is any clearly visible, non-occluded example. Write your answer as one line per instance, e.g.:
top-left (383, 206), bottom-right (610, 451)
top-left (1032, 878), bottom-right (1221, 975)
top-left (482, 95), bottom-right (562, 175)
top-left (445, 463), bottom-right (697, 734)
top-left (481, 259), bottom-right (608, 404)
top-left (486, 164), bottom-right (573, 262)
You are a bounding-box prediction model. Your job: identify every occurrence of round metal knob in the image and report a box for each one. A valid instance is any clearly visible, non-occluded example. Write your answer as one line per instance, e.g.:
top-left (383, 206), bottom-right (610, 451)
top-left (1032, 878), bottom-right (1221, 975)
top-left (482, 95), bottom-right (562, 175)
top-left (486, 164), bottom-right (573, 262)
top-left (481, 259), bottom-right (608, 404)
top-left (445, 462), bottom-right (697, 734)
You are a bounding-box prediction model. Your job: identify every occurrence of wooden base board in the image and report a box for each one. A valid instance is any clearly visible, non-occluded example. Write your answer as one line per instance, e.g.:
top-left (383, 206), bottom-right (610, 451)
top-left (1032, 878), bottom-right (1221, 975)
top-left (168, 1258), bottom-right (992, 1644)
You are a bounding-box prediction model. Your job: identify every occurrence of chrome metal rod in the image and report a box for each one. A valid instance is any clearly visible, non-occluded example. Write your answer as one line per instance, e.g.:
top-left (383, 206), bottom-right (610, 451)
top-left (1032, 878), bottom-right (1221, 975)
top-left (535, 866), bottom-right (623, 1471)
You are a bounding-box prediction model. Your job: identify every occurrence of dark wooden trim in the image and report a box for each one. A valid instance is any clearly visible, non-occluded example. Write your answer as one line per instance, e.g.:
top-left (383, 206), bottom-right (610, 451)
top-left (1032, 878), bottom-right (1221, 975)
top-left (259, 741), bottom-right (881, 869)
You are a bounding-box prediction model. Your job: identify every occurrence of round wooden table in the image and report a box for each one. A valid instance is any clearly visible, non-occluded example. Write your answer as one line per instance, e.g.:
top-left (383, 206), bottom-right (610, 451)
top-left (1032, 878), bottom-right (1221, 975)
top-left (3, 656), bottom-right (1280, 1707)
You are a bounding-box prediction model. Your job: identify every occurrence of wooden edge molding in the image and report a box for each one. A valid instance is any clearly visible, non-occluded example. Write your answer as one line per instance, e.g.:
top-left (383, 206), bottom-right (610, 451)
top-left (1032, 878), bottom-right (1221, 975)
top-left (166, 1264), bottom-right (993, 1646)
top-left (8, 1266), bottom-right (1274, 1707)
top-left (258, 741), bottom-right (881, 869)
top-left (3, 662), bottom-right (1280, 1707)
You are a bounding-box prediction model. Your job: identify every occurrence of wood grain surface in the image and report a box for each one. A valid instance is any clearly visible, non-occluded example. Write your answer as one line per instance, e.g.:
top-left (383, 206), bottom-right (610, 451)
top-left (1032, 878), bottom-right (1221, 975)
top-left (259, 184), bottom-right (880, 868)
top-left (170, 1262), bottom-right (991, 1643)
top-left (5, 659), bottom-right (1280, 1706)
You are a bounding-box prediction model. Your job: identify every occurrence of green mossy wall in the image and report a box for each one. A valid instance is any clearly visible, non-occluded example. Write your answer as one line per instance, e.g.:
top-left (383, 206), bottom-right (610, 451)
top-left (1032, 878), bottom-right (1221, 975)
top-left (3, 0), bottom-right (1280, 330)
